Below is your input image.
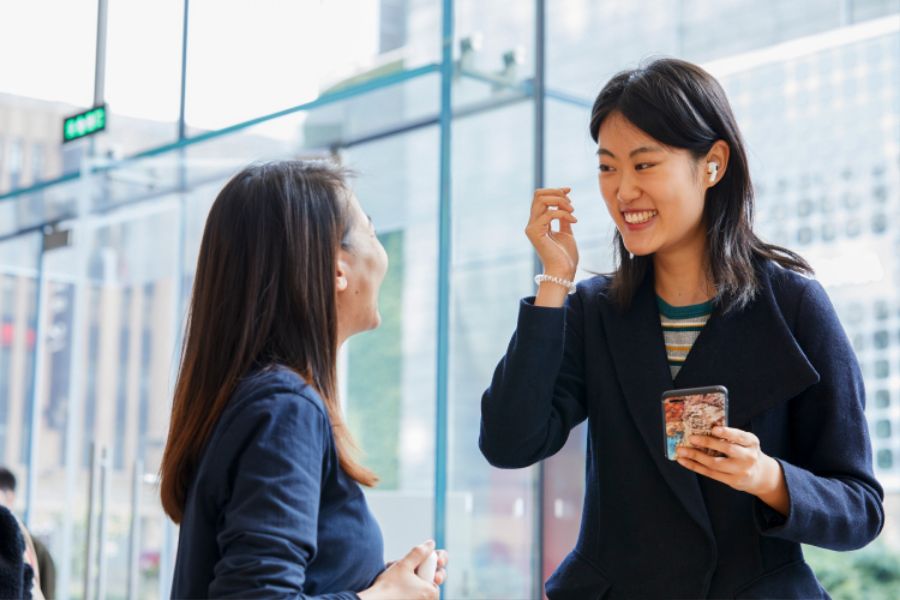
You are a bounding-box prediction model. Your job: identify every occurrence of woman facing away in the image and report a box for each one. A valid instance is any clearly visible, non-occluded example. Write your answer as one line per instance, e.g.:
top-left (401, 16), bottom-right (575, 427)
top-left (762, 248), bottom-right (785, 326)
top-left (480, 57), bottom-right (884, 599)
top-left (160, 160), bottom-right (447, 599)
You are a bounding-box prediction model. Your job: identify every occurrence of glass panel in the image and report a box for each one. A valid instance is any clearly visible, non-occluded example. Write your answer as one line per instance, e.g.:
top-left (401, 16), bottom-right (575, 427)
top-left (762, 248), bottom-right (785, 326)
top-left (339, 126), bottom-right (440, 568)
top-left (544, 0), bottom-right (879, 100)
top-left (1, 1), bottom-right (442, 197)
top-left (0, 176), bottom-right (84, 240)
top-left (30, 190), bottom-right (182, 600)
top-left (0, 0), bottom-right (183, 187)
top-left (448, 101), bottom-right (537, 599)
top-left (0, 1), bottom-right (95, 189)
top-left (0, 68), bottom-right (441, 241)
top-left (453, 0), bottom-right (535, 111)
top-left (0, 232), bottom-right (41, 515)
top-left (100, 0), bottom-right (183, 152)
top-left (185, 0), bottom-right (441, 133)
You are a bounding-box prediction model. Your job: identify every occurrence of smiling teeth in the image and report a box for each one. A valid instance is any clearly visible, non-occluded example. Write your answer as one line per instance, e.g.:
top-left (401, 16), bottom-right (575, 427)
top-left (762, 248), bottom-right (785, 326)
top-left (624, 210), bottom-right (658, 224)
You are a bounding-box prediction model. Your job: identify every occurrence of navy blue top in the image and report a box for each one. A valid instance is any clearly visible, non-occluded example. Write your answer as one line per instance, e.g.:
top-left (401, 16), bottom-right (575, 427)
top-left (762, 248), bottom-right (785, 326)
top-left (481, 259), bottom-right (884, 599)
top-left (170, 366), bottom-right (385, 599)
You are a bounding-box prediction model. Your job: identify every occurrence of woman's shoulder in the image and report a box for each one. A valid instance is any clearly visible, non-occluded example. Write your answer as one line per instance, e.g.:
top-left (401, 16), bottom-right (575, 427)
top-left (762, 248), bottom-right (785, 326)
top-left (761, 258), bottom-right (814, 291)
top-left (759, 258), bottom-right (827, 309)
top-left (758, 258), bottom-right (842, 334)
top-left (220, 365), bottom-right (330, 435)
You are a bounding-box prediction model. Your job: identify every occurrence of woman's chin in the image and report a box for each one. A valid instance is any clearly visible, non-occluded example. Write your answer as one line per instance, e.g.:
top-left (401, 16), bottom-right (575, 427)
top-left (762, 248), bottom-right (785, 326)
top-left (623, 241), bottom-right (658, 258)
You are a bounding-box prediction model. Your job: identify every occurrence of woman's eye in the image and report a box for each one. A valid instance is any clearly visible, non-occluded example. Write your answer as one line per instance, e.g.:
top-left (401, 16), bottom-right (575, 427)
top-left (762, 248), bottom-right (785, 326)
top-left (598, 164), bottom-right (613, 172)
top-left (636, 163), bottom-right (655, 170)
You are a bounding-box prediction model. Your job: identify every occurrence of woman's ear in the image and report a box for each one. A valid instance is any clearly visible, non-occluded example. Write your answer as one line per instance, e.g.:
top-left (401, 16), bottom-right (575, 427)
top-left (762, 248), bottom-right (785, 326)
top-left (336, 253), bottom-right (349, 292)
top-left (705, 140), bottom-right (730, 187)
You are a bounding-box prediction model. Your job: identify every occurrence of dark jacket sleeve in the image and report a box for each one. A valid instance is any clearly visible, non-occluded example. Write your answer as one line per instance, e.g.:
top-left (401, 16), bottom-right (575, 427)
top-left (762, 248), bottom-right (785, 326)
top-left (479, 292), bottom-right (588, 468)
top-left (755, 279), bottom-right (885, 550)
top-left (209, 392), bottom-right (360, 600)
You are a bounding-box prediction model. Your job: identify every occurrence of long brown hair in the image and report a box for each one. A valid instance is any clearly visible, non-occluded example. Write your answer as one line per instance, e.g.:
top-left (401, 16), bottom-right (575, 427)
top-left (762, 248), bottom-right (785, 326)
top-left (589, 58), bottom-right (812, 312)
top-left (160, 160), bottom-right (377, 524)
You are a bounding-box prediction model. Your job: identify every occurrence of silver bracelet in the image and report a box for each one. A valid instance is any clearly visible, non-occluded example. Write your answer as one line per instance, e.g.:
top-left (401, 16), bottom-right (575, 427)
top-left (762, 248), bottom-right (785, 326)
top-left (534, 274), bottom-right (577, 295)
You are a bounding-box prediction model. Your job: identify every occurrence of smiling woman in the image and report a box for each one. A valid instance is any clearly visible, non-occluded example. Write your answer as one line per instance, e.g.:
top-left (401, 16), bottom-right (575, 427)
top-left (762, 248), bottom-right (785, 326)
top-left (588, 59), bottom-right (811, 313)
top-left (480, 57), bottom-right (885, 599)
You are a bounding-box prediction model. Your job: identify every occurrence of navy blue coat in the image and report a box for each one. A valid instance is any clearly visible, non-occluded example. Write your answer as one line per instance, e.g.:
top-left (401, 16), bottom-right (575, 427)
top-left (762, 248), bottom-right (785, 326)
top-left (480, 260), bottom-right (884, 599)
top-left (170, 366), bottom-right (385, 599)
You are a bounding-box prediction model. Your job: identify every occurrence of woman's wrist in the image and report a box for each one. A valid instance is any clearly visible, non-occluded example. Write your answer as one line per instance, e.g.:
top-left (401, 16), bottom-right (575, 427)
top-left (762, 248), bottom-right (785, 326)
top-left (543, 267), bottom-right (576, 282)
top-left (534, 274), bottom-right (575, 293)
top-left (754, 455), bottom-right (789, 516)
top-left (534, 281), bottom-right (570, 307)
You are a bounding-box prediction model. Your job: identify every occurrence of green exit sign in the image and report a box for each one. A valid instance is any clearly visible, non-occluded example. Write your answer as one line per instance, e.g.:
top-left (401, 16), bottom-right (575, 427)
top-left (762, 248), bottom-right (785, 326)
top-left (62, 104), bottom-right (107, 143)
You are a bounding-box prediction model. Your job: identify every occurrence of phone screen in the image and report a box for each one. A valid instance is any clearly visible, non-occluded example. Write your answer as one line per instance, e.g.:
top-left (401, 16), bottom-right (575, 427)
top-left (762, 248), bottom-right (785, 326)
top-left (662, 386), bottom-right (728, 461)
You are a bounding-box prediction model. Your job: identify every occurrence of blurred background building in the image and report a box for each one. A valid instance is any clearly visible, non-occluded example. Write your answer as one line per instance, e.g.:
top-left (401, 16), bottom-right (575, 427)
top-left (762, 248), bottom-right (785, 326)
top-left (1, 1), bottom-right (899, 599)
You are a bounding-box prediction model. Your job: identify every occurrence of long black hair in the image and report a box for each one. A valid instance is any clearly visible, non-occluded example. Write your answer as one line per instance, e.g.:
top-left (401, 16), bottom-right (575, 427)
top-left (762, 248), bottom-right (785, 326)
top-left (589, 57), bottom-right (811, 312)
top-left (160, 160), bottom-right (377, 523)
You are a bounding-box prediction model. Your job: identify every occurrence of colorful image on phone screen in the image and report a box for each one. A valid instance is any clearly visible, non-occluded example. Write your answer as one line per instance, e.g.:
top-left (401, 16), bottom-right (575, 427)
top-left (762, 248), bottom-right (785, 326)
top-left (663, 389), bottom-right (727, 461)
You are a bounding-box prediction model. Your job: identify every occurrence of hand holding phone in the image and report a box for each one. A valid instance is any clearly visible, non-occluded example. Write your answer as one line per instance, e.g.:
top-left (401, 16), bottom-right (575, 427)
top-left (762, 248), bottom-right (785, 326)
top-left (662, 386), bottom-right (728, 461)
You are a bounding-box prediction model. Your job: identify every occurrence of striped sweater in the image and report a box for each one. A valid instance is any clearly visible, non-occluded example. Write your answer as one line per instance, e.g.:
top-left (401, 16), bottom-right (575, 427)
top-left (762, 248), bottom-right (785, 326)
top-left (657, 295), bottom-right (714, 378)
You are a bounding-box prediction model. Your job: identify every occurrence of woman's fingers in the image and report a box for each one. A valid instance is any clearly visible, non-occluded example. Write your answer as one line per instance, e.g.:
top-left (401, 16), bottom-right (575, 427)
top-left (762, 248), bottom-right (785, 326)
top-left (676, 446), bottom-right (739, 473)
top-left (712, 426), bottom-right (759, 447)
top-left (530, 188), bottom-right (574, 220)
top-left (687, 434), bottom-right (745, 458)
top-left (530, 198), bottom-right (574, 223)
top-left (436, 549), bottom-right (448, 568)
top-left (397, 540), bottom-right (436, 571)
top-left (676, 455), bottom-right (729, 483)
top-left (526, 187), bottom-right (580, 279)
top-left (527, 210), bottom-right (578, 236)
top-left (431, 549), bottom-right (449, 585)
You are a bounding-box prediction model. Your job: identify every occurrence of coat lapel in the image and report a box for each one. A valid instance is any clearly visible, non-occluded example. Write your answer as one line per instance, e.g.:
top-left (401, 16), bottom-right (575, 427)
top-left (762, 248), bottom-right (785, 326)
top-left (598, 261), bottom-right (821, 542)
top-left (673, 262), bottom-right (821, 427)
top-left (598, 273), bottom-right (714, 540)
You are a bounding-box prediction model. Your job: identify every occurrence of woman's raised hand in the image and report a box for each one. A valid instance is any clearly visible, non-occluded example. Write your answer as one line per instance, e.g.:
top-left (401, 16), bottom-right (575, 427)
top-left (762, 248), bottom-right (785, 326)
top-left (525, 187), bottom-right (579, 280)
top-left (526, 187), bottom-right (579, 307)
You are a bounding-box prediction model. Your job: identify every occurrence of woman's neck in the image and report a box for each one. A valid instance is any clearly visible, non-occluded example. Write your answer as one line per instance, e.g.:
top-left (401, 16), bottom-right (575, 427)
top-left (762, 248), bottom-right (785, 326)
top-left (653, 244), bottom-right (714, 307)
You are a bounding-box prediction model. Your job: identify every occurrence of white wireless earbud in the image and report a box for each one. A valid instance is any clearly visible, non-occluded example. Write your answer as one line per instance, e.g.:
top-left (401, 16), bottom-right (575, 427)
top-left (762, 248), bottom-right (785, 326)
top-left (707, 162), bottom-right (719, 183)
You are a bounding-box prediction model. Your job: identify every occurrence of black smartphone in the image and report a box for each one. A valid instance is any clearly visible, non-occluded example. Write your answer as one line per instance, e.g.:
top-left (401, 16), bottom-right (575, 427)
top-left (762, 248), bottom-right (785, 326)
top-left (661, 385), bottom-right (729, 461)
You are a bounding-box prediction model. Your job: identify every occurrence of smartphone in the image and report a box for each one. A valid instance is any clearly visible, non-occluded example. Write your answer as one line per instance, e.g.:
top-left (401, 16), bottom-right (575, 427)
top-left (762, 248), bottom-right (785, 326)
top-left (661, 385), bottom-right (728, 461)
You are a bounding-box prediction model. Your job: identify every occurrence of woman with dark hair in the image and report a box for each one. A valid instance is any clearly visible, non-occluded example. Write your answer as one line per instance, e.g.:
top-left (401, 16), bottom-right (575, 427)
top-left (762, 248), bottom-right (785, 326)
top-left (480, 58), bottom-right (883, 598)
top-left (160, 161), bottom-right (447, 599)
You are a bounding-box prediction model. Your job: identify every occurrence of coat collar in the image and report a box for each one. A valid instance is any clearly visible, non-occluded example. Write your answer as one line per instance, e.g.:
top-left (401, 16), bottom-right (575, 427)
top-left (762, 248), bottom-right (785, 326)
top-left (597, 260), bottom-right (820, 539)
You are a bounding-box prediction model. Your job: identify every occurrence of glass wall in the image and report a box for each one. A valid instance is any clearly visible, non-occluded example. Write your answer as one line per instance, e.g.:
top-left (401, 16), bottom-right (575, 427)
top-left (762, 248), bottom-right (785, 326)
top-left (341, 126), bottom-right (441, 569)
top-left (448, 101), bottom-right (537, 598)
top-left (0, 1), bottom-right (898, 599)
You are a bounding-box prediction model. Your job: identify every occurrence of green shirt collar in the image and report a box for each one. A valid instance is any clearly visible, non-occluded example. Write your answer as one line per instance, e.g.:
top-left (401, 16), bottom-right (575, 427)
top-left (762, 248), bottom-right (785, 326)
top-left (656, 295), bottom-right (715, 319)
